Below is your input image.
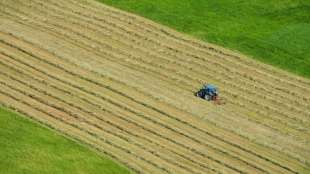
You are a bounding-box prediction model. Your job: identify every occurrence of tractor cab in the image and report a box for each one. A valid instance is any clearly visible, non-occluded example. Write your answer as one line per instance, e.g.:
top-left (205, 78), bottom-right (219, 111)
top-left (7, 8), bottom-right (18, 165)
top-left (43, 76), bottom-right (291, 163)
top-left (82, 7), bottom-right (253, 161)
top-left (195, 84), bottom-right (218, 101)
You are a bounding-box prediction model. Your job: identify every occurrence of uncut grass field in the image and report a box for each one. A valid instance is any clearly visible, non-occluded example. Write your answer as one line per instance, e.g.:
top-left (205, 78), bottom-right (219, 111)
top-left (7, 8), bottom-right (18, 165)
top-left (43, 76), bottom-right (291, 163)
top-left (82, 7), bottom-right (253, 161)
top-left (98, 0), bottom-right (310, 77)
top-left (0, 107), bottom-right (131, 174)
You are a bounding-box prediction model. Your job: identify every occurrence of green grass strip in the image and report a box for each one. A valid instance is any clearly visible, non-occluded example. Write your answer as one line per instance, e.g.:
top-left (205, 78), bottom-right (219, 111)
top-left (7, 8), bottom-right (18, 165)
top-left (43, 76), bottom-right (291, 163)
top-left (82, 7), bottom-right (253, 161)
top-left (0, 106), bottom-right (131, 174)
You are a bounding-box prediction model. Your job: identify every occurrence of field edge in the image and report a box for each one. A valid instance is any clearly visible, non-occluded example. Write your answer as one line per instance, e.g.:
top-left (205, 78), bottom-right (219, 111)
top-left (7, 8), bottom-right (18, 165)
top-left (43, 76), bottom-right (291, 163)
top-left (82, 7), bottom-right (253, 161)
top-left (0, 105), bottom-right (133, 174)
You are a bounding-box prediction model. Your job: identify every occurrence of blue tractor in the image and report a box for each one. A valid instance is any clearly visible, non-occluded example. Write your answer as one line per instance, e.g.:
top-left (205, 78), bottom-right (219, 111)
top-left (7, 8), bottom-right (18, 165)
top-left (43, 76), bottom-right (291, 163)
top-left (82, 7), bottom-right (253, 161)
top-left (195, 84), bottom-right (218, 101)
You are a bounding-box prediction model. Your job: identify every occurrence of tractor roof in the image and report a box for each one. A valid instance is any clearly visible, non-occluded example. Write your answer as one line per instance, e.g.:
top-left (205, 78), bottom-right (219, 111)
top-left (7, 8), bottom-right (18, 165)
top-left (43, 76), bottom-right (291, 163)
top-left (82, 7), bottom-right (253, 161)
top-left (204, 84), bottom-right (217, 90)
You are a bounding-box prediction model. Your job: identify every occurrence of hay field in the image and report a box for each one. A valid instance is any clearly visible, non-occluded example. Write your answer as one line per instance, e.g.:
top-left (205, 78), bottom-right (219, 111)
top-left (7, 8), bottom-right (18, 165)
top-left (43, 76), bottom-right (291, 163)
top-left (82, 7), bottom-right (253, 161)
top-left (0, 0), bottom-right (309, 173)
